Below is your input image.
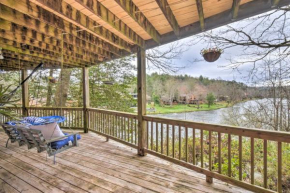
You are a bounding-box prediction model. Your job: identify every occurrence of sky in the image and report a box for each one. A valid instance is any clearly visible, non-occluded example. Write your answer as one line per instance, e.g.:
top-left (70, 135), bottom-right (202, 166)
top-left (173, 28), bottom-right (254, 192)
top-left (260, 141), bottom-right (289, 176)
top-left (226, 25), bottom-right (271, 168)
top-left (145, 27), bottom-right (253, 83)
top-left (143, 9), bottom-right (288, 84)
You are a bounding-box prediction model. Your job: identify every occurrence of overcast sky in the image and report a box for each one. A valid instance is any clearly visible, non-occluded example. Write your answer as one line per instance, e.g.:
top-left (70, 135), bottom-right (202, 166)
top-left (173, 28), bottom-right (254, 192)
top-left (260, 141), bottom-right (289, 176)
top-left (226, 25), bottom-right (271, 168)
top-left (144, 9), bottom-right (283, 84)
top-left (145, 29), bottom-right (253, 83)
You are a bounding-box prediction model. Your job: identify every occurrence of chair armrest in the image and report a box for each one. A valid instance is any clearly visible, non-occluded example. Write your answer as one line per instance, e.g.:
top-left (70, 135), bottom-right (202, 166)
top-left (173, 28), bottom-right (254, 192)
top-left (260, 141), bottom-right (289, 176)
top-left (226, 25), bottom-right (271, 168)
top-left (46, 134), bottom-right (75, 143)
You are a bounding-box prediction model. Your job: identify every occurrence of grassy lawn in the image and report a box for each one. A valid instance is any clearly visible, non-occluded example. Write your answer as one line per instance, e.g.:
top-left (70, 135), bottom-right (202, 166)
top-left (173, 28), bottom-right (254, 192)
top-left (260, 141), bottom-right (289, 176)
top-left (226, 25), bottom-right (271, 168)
top-left (147, 102), bottom-right (231, 114)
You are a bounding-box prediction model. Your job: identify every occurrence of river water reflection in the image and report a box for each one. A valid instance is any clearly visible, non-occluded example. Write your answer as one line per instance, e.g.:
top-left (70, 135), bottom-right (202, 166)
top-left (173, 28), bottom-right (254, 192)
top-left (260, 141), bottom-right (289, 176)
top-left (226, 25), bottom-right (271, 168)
top-left (153, 100), bottom-right (257, 125)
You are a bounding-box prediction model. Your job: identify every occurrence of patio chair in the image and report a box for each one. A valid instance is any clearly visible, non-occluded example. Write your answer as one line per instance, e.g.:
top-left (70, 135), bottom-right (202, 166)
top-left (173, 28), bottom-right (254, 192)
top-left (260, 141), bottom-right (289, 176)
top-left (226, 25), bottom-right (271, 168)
top-left (17, 127), bottom-right (80, 164)
top-left (1, 124), bottom-right (26, 148)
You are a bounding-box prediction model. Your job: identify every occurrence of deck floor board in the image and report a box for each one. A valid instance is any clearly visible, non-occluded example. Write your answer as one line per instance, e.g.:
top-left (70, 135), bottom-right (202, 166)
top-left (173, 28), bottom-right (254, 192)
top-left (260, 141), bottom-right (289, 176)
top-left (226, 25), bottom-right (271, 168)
top-left (0, 130), bottom-right (252, 193)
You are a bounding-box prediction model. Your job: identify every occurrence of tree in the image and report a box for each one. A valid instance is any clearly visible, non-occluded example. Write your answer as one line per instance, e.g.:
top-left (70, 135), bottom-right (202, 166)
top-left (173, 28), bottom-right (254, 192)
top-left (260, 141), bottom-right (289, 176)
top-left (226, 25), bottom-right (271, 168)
top-left (55, 69), bottom-right (72, 107)
top-left (164, 78), bottom-right (179, 106)
top-left (89, 55), bottom-right (136, 112)
top-left (206, 93), bottom-right (216, 107)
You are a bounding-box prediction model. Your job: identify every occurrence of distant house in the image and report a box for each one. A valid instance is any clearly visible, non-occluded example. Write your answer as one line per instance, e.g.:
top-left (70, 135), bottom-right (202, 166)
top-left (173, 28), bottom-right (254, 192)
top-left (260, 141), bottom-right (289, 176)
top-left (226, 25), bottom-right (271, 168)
top-left (218, 95), bottom-right (229, 101)
top-left (179, 94), bottom-right (188, 104)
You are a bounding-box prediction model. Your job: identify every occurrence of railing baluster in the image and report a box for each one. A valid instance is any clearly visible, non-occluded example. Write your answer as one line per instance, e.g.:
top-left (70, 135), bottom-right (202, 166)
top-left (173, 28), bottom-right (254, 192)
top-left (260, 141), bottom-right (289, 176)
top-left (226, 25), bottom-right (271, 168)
top-left (185, 127), bottom-right (188, 162)
top-left (277, 142), bottom-right (282, 193)
top-left (239, 135), bottom-right (242, 180)
top-left (172, 125), bottom-right (175, 158)
top-left (193, 128), bottom-right (196, 165)
top-left (209, 131), bottom-right (212, 171)
top-left (147, 121), bottom-right (149, 148)
top-left (135, 118), bottom-right (137, 145)
top-left (201, 129), bottom-right (203, 168)
top-left (151, 121), bottom-right (153, 150)
top-left (123, 117), bottom-right (125, 139)
top-left (161, 123), bottom-right (164, 154)
top-left (228, 134), bottom-right (231, 177)
top-left (263, 140), bottom-right (267, 188)
top-left (251, 137), bottom-right (254, 184)
top-left (167, 124), bottom-right (169, 156)
top-left (156, 122), bottom-right (158, 152)
top-left (130, 118), bottom-right (133, 143)
top-left (179, 125), bottom-right (181, 160)
top-left (218, 132), bottom-right (221, 173)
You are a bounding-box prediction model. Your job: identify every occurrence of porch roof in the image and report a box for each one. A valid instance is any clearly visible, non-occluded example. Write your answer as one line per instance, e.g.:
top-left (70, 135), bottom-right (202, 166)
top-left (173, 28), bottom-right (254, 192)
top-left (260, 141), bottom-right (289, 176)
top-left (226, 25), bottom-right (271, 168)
top-left (0, 0), bottom-right (289, 70)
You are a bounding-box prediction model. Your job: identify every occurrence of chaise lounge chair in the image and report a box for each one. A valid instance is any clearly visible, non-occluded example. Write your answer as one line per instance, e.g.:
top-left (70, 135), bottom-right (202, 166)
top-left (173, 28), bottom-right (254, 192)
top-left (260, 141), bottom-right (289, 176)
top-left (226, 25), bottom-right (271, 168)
top-left (1, 123), bottom-right (26, 148)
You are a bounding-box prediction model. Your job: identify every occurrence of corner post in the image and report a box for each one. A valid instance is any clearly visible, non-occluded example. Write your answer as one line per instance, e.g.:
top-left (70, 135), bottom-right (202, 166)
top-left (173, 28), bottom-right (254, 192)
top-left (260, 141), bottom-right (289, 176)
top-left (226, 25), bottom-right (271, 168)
top-left (137, 47), bottom-right (147, 156)
top-left (21, 69), bottom-right (29, 117)
top-left (82, 67), bottom-right (90, 133)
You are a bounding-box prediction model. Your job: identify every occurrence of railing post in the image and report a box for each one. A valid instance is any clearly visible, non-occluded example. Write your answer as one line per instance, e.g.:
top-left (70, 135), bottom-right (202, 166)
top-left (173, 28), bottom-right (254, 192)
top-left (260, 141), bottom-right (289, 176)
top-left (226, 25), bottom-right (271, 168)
top-left (137, 47), bottom-right (147, 156)
top-left (21, 69), bottom-right (29, 117)
top-left (82, 67), bottom-right (90, 133)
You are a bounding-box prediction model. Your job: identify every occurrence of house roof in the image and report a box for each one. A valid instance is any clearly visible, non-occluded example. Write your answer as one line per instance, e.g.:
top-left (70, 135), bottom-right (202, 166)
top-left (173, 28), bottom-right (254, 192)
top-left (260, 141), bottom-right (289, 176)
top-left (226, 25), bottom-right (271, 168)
top-left (0, 0), bottom-right (289, 70)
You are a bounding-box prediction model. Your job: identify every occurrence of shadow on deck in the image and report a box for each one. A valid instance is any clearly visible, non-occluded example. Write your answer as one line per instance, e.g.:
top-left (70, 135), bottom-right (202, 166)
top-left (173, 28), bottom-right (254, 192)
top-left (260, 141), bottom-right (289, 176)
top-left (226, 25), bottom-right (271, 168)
top-left (0, 130), bottom-right (252, 193)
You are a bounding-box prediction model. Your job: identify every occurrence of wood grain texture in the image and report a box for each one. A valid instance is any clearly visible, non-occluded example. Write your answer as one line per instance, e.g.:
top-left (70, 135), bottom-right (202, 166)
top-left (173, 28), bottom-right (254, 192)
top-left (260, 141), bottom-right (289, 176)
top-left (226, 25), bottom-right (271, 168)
top-left (0, 130), bottom-right (252, 193)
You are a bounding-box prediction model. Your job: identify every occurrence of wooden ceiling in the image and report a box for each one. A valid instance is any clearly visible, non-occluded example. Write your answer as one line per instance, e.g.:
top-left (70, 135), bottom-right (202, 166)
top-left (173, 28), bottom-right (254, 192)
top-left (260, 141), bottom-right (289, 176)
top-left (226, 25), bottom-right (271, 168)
top-left (0, 0), bottom-right (289, 70)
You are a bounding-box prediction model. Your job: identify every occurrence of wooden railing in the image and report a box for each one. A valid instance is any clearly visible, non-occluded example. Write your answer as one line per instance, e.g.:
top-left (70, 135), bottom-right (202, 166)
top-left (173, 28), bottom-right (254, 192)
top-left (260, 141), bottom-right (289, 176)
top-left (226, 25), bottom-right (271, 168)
top-left (27, 107), bottom-right (84, 129)
top-left (87, 108), bottom-right (138, 148)
top-left (0, 107), bottom-right (22, 123)
top-left (0, 107), bottom-right (84, 129)
top-left (143, 115), bottom-right (290, 193)
top-left (1, 107), bottom-right (289, 192)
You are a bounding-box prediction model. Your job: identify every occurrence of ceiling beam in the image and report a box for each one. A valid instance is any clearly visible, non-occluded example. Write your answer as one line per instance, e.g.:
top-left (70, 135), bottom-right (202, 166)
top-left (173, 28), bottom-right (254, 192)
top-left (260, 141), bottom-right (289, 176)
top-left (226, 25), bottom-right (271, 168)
top-left (195, 0), bottom-right (205, 31)
top-left (114, 0), bottom-right (161, 44)
top-left (155, 0), bottom-right (180, 36)
top-left (0, 30), bottom-right (103, 63)
top-left (146, 0), bottom-right (290, 49)
top-left (0, 8), bottom-right (123, 58)
top-left (63, 0), bottom-right (145, 48)
top-left (0, 0), bottom-right (132, 52)
top-left (0, 23), bottom-right (111, 60)
top-left (231, 0), bottom-right (241, 20)
top-left (0, 38), bottom-right (94, 66)
top-left (0, 52), bottom-right (68, 70)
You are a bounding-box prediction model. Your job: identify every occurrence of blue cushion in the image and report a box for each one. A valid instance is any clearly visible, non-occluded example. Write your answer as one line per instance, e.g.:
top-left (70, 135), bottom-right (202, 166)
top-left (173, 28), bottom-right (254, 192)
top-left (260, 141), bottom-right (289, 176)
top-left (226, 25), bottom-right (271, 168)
top-left (65, 133), bottom-right (81, 142)
top-left (50, 137), bottom-right (70, 150)
top-left (50, 133), bottom-right (81, 150)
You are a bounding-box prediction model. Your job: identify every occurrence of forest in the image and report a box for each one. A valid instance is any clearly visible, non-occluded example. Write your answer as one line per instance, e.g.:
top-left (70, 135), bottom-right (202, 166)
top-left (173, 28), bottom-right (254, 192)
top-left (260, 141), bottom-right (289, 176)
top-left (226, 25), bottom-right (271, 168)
top-left (0, 55), bottom-right (262, 114)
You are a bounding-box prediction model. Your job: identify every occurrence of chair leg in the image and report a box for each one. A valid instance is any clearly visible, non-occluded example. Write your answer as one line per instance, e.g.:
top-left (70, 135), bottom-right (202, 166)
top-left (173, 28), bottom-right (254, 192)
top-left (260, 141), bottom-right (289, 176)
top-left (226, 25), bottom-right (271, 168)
top-left (5, 138), bottom-right (10, 148)
top-left (53, 154), bottom-right (56, 165)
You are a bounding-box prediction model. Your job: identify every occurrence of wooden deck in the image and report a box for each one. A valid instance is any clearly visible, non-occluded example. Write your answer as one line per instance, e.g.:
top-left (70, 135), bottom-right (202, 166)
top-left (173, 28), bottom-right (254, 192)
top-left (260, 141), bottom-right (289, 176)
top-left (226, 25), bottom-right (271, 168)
top-left (0, 130), bottom-right (252, 193)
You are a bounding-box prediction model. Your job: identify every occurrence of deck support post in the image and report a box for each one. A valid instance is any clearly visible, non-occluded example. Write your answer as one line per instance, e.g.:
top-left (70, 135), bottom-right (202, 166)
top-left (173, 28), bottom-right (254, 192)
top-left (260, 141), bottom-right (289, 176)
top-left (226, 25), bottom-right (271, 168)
top-left (82, 67), bottom-right (90, 133)
top-left (137, 47), bottom-right (147, 156)
top-left (21, 69), bottom-right (29, 117)
top-left (206, 176), bottom-right (213, 183)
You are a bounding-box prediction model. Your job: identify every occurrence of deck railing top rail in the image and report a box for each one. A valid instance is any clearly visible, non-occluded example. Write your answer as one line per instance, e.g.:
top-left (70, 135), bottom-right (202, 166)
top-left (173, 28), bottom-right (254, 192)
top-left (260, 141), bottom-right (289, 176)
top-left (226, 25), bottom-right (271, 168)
top-left (144, 115), bottom-right (290, 143)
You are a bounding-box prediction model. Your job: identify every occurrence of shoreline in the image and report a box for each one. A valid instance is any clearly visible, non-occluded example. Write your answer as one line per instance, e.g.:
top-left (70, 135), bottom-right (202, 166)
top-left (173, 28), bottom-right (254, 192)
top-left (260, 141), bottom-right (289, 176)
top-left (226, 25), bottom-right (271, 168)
top-left (146, 101), bottom-right (235, 115)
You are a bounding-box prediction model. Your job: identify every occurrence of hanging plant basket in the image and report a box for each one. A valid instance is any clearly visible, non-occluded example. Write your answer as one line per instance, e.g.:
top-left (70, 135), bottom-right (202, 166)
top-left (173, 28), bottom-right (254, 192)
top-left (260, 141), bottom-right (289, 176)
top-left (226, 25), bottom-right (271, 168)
top-left (201, 48), bottom-right (223, 62)
top-left (48, 76), bottom-right (57, 83)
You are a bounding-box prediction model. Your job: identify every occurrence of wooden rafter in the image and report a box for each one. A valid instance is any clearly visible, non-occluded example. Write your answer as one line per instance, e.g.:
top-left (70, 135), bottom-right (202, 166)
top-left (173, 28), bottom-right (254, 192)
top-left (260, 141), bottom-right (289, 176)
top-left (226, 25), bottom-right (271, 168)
top-left (114, 0), bottom-right (161, 44)
top-left (195, 0), bottom-right (205, 31)
top-left (1, 46), bottom-right (87, 68)
top-left (146, 0), bottom-right (290, 49)
top-left (0, 0), bottom-right (132, 52)
top-left (0, 33), bottom-right (102, 64)
top-left (231, 0), bottom-right (241, 20)
top-left (0, 10), bottom-right (122, 58)
top-left (155, 0), bottom-right (179, 36)
top-left (0, 38), bottom-right (94, 66)
top-left (62, 0), bottom-right (145, 48)
top-left (0, 23), bottom-right (110, 61)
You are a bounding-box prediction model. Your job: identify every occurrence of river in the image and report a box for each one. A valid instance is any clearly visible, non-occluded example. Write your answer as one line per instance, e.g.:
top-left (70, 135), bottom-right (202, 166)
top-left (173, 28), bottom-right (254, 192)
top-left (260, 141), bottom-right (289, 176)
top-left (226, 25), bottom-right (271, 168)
top-left (153, 100), bottom-right (261, 125)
